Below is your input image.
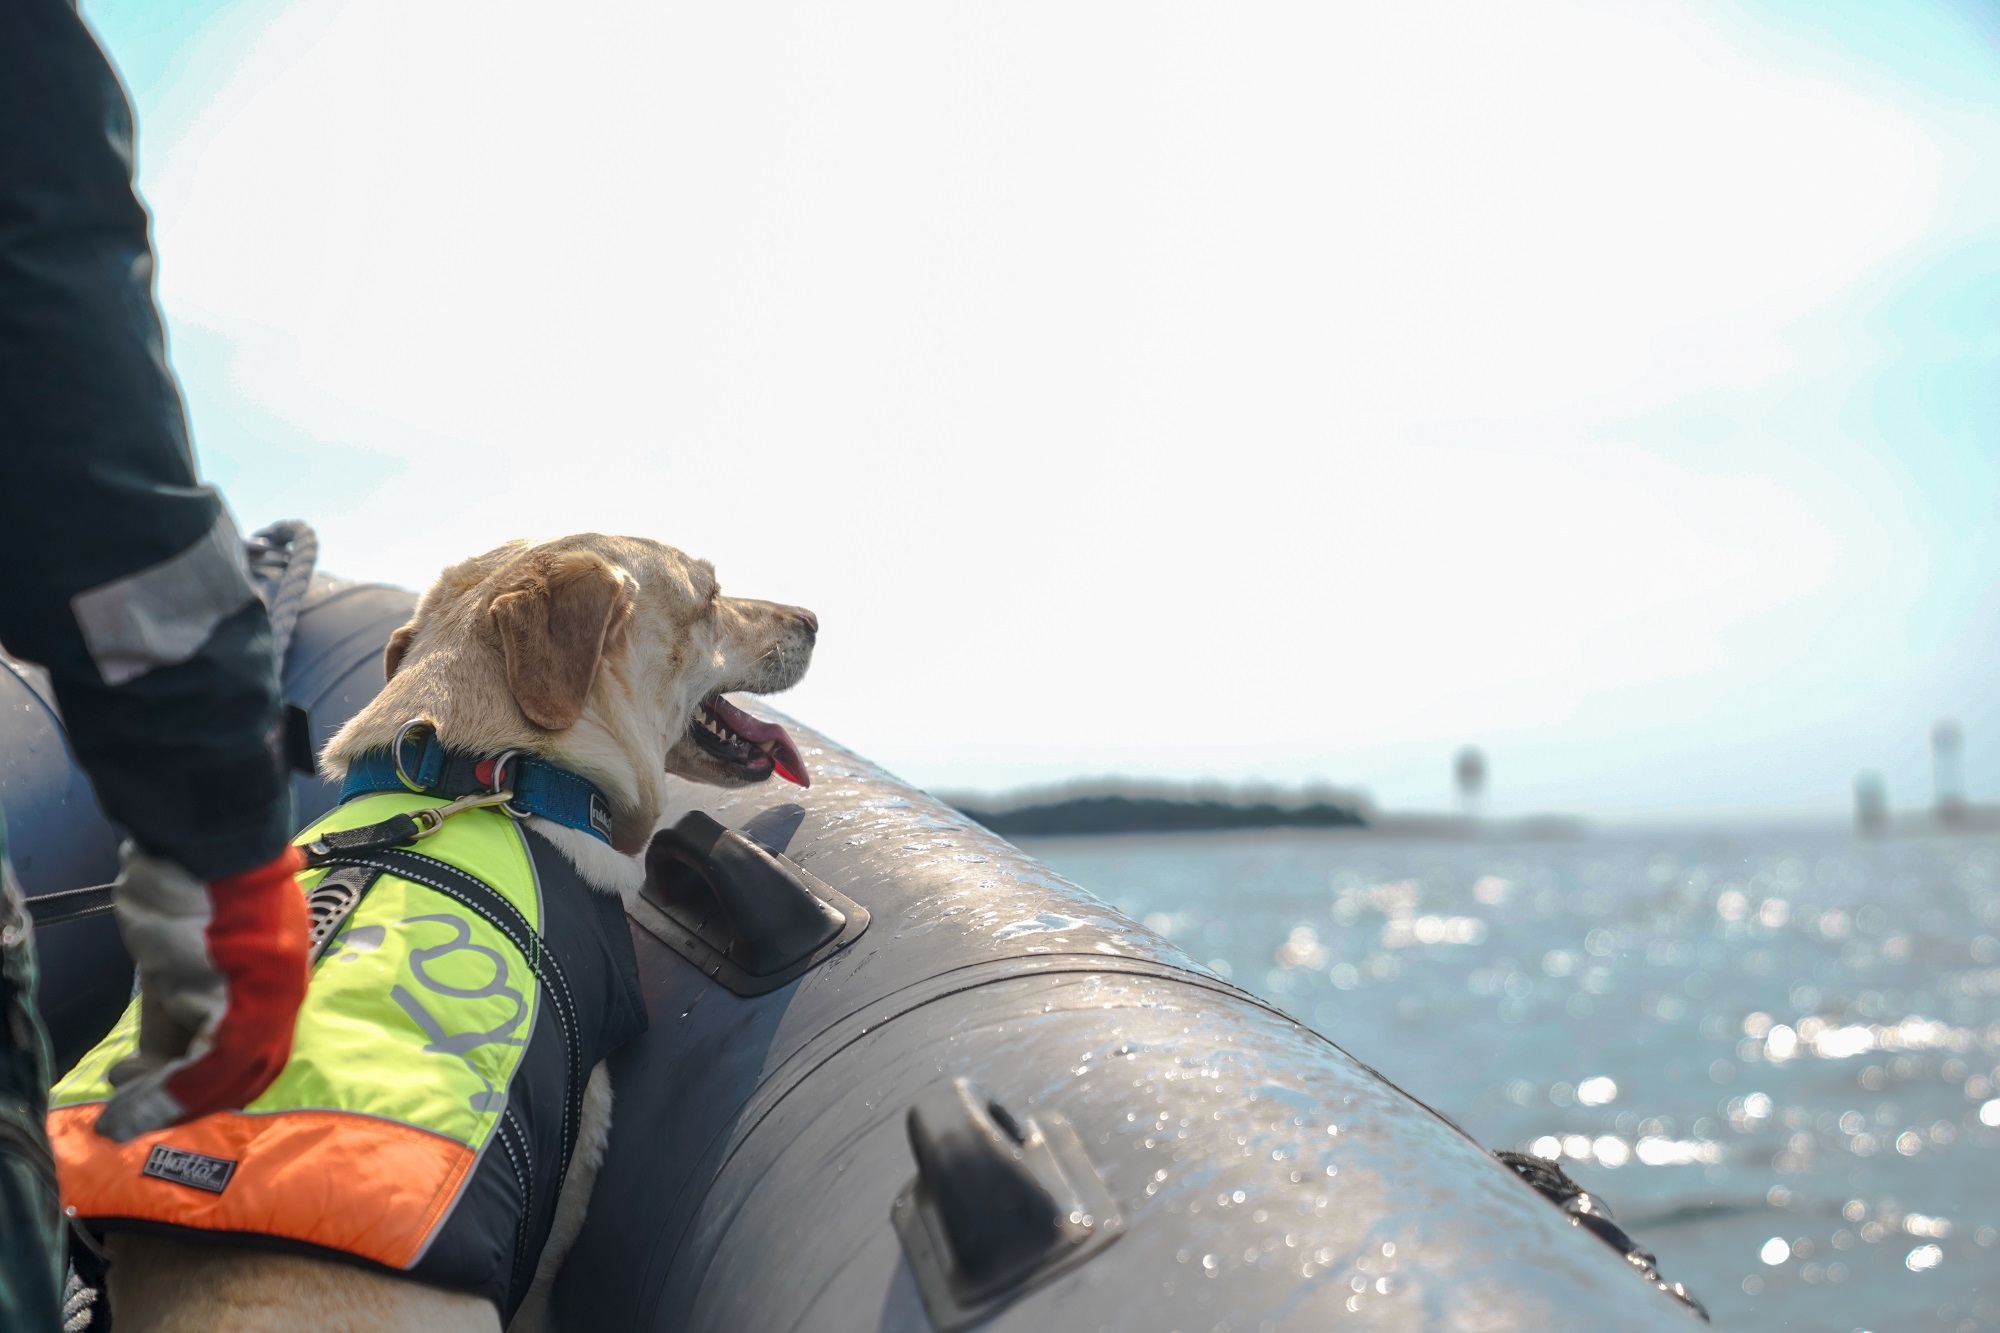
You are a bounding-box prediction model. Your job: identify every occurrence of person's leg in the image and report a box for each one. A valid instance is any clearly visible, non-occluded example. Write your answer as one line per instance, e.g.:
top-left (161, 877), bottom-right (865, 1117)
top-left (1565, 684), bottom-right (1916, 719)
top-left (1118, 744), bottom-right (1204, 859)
top-left (0, 812), bottom-right (62, 1333)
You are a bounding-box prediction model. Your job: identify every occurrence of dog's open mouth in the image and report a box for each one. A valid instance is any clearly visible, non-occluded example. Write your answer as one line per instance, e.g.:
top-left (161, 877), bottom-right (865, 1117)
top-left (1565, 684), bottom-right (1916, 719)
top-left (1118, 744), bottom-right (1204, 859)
top-left (689, 694), bottom-right (809, 787)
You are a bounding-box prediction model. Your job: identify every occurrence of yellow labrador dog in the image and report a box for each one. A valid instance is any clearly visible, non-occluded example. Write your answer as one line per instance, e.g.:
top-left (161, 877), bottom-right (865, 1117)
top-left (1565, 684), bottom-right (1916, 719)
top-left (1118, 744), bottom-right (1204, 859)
top-left (104, 534), bottom-right (816, 1332)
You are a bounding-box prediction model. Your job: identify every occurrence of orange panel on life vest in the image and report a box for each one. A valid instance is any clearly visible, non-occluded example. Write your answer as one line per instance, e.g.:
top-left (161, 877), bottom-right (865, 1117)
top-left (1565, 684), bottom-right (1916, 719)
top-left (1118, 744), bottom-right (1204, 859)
top-left (48, 1104), bottom-right (476, 1270)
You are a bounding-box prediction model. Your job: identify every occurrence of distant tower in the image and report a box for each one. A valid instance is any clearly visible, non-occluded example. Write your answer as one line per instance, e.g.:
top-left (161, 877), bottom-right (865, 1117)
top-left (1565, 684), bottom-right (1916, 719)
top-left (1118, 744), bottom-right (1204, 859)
top-left (1454, 746), bottom-right (1486, 817)
top-left (1854, 771), bottom-right (1888, 837)
top-left (1933, 719), bottom-right (1966, 827)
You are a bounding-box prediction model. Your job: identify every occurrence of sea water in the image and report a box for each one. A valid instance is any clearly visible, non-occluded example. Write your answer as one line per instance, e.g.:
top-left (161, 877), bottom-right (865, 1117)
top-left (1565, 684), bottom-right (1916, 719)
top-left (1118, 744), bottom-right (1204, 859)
top-left (1024, 826), bottom-right (2000, 1332)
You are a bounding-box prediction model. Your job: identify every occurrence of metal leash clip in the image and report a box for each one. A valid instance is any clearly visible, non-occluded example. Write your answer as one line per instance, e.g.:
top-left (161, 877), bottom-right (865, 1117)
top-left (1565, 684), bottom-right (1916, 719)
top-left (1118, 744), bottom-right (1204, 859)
top-left (410, 787), bottom-right (518, 838)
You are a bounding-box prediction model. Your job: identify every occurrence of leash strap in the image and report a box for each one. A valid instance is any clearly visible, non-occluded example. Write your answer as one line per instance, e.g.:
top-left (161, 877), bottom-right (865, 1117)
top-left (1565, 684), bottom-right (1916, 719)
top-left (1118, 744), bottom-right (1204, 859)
top-left (302, 813), bottom-right (429, 866)
top-left (340, 728), bottom-right (615, 845)
top-left (24, 882), bottom-right (115, 928)
top-left (300, 790), bottom-right (519, 869)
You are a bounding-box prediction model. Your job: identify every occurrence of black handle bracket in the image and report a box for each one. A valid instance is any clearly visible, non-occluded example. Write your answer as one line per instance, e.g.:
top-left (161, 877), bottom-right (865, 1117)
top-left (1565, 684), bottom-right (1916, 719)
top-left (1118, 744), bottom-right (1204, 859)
top-left (893, 1078), bottom-right (1123, 1331)
top-left (628, 810), bottom-right (869, 997)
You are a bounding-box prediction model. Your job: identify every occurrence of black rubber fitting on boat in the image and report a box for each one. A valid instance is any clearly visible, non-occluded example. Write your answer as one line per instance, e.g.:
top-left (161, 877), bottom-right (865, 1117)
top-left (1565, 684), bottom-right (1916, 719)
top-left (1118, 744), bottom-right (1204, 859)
top-left (893, 1077), bottom-right (1123, 1332)
top-left (632, 810), bottom-right (868, 996)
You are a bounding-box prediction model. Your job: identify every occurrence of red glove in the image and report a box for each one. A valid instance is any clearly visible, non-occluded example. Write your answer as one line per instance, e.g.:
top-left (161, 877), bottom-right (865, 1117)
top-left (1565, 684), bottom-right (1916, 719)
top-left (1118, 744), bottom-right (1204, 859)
top-left (95, 843), bottom-right (310, 1142)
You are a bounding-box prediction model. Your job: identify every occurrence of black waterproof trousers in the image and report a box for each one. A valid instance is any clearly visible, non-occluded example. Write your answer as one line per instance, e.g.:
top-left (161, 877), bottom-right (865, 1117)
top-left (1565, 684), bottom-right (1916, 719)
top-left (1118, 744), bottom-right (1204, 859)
top-left (0, 3), bottom-right (294, 1323)
top-left (0, 814), bottom-right (59, 1333)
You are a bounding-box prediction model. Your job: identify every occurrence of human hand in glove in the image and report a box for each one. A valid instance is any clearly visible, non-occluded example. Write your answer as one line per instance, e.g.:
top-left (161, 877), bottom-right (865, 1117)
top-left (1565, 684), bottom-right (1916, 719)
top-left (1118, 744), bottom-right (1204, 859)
top-left (94, 842), bottom-right (310, 1142)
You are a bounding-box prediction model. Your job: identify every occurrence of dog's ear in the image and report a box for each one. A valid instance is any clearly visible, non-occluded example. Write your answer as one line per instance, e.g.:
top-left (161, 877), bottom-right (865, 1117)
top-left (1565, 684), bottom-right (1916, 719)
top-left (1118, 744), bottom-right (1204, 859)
top-left (489, 550), bottom-right (637, 730)
top-left (383, 621), bottom-right (418, 681)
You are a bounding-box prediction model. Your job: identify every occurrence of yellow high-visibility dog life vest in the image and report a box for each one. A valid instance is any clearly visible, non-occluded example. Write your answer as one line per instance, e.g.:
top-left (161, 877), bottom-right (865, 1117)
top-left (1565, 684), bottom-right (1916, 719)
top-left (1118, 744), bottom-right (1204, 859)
top-left (48, 789), bottom-right (646, 1317)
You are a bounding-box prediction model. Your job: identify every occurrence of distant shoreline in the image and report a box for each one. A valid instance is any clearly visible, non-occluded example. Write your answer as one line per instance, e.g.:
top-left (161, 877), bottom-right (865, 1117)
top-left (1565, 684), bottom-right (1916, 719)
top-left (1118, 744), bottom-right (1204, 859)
top-left (944, 781), bottom-right (1588, 840)
top-left (952, 793), bottom-right (1367, 837)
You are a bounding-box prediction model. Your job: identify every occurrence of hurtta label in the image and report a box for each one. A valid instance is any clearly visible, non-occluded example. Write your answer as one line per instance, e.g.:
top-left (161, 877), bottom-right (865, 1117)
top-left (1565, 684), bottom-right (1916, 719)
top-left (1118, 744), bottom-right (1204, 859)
top-left (142, 1144), bottom-right (237, 1194)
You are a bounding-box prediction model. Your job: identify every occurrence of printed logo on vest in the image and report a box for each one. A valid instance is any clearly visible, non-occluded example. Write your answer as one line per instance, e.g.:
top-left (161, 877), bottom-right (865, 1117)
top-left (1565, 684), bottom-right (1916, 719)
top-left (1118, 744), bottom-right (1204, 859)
top-left (142, 1144), bottom-right (238, 1194)
top-left (589, 793), bottom-right (613, 839)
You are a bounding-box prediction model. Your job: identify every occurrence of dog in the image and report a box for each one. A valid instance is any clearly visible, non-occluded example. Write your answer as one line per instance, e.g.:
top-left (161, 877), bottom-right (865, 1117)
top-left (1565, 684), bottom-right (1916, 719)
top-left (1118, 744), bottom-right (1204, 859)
top-left (102, 533), bottom-right (817, 1332)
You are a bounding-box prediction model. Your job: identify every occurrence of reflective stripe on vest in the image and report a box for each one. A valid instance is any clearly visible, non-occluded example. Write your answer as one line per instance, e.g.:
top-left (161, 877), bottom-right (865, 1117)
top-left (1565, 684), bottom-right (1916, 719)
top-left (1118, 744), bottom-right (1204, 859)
top-left (48, 793), bottom-right (544, 1271)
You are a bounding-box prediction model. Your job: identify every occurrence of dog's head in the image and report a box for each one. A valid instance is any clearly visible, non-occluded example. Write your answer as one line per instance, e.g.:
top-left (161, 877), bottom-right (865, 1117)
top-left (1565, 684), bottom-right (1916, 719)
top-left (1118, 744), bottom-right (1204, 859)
top-left (337, 534), bottom-right (816, 850)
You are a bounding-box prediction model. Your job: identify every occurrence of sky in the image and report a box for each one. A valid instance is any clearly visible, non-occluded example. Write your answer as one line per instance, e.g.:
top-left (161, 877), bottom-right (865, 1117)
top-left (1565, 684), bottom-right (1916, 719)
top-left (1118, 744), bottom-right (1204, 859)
top-left (80, 0), bottom-right (2000, 819)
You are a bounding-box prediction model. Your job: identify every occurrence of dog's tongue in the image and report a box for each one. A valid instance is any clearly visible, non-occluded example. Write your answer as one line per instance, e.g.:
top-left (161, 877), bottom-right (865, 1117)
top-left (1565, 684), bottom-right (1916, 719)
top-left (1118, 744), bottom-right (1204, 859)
top-left (710, 695), bottom-right (810, 788)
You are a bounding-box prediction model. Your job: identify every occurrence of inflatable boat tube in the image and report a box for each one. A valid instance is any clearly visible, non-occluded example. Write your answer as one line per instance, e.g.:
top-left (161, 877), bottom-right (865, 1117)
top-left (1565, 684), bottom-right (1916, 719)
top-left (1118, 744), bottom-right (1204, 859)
top-left (3, 565), bottom-right (1707, 1331)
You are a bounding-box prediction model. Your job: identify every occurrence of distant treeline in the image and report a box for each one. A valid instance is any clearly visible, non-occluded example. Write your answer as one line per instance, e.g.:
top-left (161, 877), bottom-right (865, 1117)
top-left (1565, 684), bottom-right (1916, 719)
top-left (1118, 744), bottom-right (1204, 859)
top-left (953, 792), bottom-right (1368, 837)
top-left (944, 778), bottom-right (1587, 840)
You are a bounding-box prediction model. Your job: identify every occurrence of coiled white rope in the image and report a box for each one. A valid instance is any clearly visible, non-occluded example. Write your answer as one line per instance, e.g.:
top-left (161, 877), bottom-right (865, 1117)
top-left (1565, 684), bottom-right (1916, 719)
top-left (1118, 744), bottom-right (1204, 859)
top-left (245, 519), bottom-right (319, 669)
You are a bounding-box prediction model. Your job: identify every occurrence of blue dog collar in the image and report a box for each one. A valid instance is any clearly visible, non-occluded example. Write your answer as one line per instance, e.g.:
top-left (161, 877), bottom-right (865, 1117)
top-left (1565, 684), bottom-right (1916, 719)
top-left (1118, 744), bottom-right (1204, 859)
top-left (341, 727), bottom-right (616, 845)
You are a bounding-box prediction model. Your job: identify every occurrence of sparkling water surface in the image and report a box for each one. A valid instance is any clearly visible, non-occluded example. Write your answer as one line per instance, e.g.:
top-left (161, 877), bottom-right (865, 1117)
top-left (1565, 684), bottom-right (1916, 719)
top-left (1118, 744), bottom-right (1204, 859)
top-left (1024, 826), bottom-right (2000, 1332)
